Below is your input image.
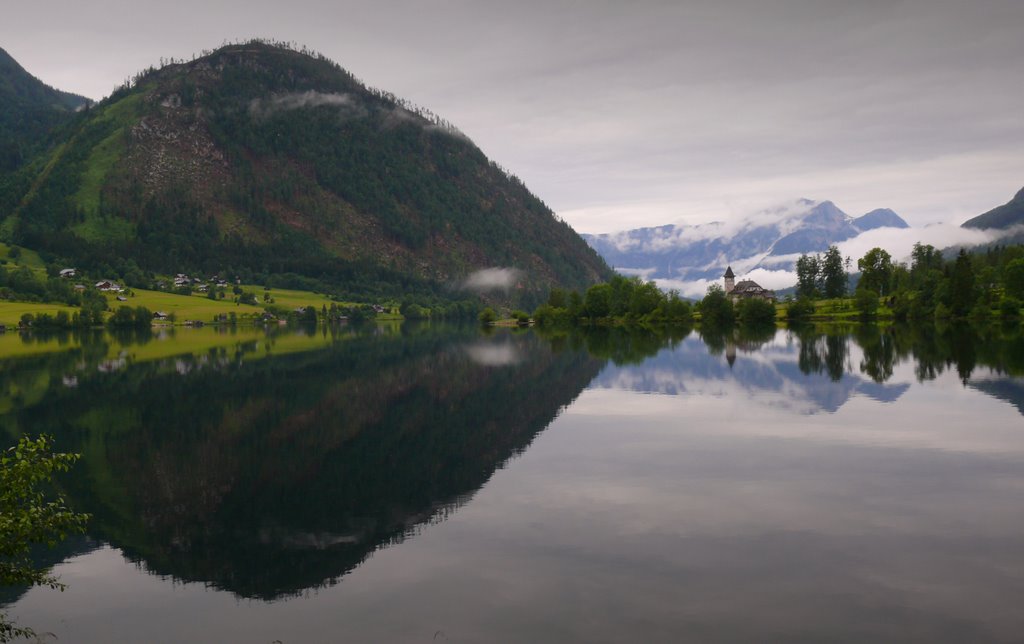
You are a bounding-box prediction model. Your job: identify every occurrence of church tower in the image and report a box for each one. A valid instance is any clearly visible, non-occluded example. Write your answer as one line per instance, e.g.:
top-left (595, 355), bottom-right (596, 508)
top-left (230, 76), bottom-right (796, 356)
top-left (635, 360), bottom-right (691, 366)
top-left (723, 266), bottom-right (735, 294)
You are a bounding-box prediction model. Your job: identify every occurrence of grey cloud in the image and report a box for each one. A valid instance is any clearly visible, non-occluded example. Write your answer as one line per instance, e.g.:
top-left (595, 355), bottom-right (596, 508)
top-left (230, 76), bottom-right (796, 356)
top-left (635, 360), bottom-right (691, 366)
top-left (248, 91), bottom-right (363, 119)
top-left (459, 268), bottom-right (523, 293)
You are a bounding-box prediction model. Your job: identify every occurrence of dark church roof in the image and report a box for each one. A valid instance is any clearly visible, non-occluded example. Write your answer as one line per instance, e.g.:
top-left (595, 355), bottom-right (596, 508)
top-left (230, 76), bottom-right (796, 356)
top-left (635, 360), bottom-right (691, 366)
top-left (723, 266), bottom-right (735, 278)
top-left (730, 280), bottom-right (774, 296)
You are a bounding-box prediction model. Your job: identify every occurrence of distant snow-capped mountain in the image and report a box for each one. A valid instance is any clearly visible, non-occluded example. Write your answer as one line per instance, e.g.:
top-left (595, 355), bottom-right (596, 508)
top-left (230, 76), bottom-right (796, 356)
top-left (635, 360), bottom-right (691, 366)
top-left (582, 199), bottom-right (909, 283)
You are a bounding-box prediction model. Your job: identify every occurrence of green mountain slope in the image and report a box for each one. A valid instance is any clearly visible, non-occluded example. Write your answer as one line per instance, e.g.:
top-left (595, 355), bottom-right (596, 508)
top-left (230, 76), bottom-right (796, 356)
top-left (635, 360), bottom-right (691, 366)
top-left (961, 186), bottom-right (1024, 230)
top-left (0, 41), bottom-right (611, 301)
top-left (0, 46), bottom-right (88, 172)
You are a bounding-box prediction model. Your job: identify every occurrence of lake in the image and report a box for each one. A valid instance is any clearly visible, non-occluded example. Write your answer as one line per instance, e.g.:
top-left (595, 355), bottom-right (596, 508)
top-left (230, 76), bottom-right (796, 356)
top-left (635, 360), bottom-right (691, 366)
top-left (2, 322), bottom-right (1024, 642)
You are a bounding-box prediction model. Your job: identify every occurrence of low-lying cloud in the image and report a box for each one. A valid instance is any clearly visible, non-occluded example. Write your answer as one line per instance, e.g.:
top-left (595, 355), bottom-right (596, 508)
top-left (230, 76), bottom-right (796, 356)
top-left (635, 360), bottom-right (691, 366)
top-left (247, 91), bottom-right (470, 143)
top-left (648, 223), bottom-right (1020, 299)
top-left (248, 91), bottom-right (363, 119)
top-left (834, 223), bottom-right (1011, 265)
top-left (460, 267), bottom-right (523, 293)
top-left (656, 268), bottom-right (799, 300)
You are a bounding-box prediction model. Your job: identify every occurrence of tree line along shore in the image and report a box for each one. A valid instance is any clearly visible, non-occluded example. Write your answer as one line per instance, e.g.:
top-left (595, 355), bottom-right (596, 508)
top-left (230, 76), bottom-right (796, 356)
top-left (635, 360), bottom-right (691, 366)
top-left (483, 243), bottom-right (1024, 329)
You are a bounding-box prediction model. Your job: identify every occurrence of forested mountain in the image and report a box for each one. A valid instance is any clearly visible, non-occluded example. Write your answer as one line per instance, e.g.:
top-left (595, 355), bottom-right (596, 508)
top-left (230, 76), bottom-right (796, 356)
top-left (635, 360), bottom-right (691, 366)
top-left (961, 186), bottom-right (1024, 231)
top-left (0, 41), bottom-right (610, 302)
top-left (583, 199), bottom-right (908, 283)
top-left (0, 46), bottom-right (88, 172)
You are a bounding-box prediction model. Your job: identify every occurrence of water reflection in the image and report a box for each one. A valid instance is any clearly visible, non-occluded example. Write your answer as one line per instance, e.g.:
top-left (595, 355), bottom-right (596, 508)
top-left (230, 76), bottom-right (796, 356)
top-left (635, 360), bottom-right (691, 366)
top-left (2, 320), bottom-right (1024, 642)
top-left (578, 323), bottom-right (1024, 416)
top-left (0, 326), bottom-right (604, 600)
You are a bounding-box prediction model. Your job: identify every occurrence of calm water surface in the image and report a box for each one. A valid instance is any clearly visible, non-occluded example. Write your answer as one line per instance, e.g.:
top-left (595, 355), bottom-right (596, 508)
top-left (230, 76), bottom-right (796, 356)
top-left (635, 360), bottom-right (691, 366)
top-left (2, 323), bottom-right (1024, 643)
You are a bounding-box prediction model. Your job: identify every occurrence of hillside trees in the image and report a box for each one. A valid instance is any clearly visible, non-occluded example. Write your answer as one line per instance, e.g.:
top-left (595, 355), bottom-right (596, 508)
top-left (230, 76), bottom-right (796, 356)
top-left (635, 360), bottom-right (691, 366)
top-left (1004, 258), bottom-right (1024, 299)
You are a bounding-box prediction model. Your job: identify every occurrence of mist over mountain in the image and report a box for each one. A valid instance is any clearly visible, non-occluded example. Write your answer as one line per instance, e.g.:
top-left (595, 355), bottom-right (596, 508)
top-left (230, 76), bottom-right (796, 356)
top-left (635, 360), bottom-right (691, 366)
top-left (0, 41), bottom-right (610, 302)
top-left (583, 199), bottom-right (909, 288)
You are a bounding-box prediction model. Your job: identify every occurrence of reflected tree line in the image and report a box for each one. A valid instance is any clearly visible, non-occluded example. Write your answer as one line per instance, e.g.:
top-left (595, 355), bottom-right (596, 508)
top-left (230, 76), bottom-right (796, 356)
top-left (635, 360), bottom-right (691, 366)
top-left (791, 322), bottom-right (1024, 385)
top-left (536, 320), bottom-right (1024, 386)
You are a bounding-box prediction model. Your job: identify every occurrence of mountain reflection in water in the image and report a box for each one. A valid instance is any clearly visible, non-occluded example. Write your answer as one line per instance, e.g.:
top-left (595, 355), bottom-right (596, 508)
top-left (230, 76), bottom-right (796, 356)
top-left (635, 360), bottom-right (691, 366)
top-left (1, 321), bottom-right (1023, 643)
top-left (0, 325), bottom-right (603, 599)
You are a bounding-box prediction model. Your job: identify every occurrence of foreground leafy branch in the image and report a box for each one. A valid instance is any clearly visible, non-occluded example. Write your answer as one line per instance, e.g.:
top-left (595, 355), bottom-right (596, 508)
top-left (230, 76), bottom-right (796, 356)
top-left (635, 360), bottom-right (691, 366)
top-left (1, 435), bottom-right (89, 642)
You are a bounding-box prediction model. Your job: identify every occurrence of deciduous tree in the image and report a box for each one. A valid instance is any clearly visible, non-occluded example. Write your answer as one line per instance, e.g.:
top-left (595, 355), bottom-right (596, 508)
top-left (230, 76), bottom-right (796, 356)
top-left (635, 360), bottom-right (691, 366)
top-left (857, 247), bottom-right (893, 296)
top-left (1, 435), bottom-right (89, 642)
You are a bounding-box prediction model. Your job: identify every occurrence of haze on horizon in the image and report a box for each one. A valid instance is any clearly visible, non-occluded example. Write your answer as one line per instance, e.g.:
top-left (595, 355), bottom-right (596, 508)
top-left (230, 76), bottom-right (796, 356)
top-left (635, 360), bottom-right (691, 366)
top-left (3, 0), bottom-right (1022, 234)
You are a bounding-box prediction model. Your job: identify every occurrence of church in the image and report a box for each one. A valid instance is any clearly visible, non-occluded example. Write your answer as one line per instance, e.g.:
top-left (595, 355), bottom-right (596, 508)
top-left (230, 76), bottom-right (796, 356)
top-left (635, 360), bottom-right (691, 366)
top-left (723, 266), bottom-right (776, 303)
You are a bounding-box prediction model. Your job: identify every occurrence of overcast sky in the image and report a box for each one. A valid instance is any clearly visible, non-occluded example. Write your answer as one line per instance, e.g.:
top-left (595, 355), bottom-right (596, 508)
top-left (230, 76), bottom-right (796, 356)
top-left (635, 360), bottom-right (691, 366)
top-left (3, 0), bottom-right (1022, 233)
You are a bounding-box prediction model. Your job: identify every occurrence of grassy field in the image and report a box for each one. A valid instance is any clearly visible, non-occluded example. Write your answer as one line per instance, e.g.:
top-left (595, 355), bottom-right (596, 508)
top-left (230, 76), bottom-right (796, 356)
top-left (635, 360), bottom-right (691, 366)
top-left (0, 282), bottom-right (394, 329)
top-left (72, 128), bottom-right (133, 242)
top-left (256, 286), bottom-right (338, 310)
top-left (0, 290), bottom-right (269, 328)
top-left (106, 288), bottom-right (266, 321)
top-left (0, 243), bottom-right (47, 271)
top-left (0, 302), bottom-right (81, 327)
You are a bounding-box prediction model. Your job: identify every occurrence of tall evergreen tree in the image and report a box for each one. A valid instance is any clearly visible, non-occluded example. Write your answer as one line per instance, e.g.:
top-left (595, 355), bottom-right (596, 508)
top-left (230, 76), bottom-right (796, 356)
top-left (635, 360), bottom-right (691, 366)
top-left (820, 245), bottom-right (847, 299)
top-left (795, 254), bottom-right (820, 299)
top-left (948, 248), bottom-right (976, 317)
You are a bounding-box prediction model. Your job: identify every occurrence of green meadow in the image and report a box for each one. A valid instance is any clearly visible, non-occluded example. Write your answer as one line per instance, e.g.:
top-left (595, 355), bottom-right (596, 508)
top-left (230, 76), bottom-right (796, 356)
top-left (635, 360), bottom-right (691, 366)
top-left (106, 288), bottom-right (265, 320)
top-left (0, 302), bottom-right (81, 327)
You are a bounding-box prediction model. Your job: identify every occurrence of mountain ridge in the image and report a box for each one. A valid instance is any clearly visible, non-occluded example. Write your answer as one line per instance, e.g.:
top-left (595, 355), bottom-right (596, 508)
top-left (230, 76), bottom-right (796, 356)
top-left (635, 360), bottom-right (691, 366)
top-left (961, 186), bottom-right (1024, 231)
top-left (0, 41), bottom-right (611, 302)
top-left (583, 199), bottom-right (909, 283)
top-left (0, 46), bottom-right (89, 172)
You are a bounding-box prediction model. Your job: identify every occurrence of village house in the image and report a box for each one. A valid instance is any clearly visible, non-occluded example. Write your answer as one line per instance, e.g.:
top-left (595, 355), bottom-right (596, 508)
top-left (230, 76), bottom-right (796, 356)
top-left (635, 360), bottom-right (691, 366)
top-left (59, 268), bottom-right (76, 278)
top-left (95, 280), bottom-right (123, 292)
top-left (723, 266), bottom-right (776, 303)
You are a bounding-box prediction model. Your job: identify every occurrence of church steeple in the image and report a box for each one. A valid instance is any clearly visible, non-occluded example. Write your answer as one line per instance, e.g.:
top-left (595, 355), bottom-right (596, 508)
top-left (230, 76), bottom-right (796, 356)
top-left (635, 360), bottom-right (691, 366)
top-left (723, 266), bottom-right (735, 293)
